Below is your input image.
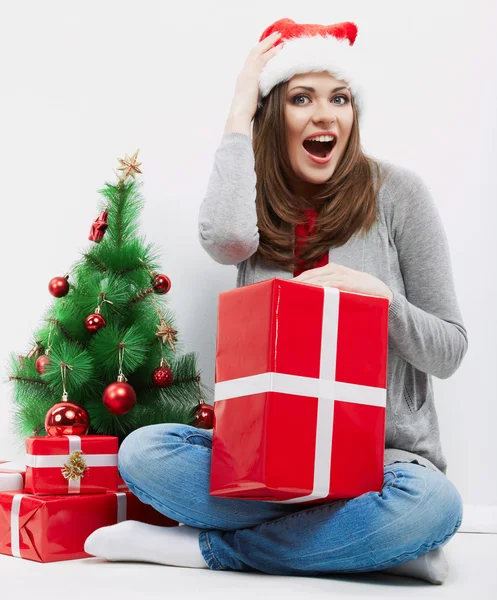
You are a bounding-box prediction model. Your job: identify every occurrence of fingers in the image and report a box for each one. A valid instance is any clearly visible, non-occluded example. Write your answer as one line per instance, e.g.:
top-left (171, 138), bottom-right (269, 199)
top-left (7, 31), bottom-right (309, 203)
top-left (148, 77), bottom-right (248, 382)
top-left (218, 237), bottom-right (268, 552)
top-left (264, 43), bottom-right (284, 59)
top-left (262, 30), bottom-right (282, 47)
top-left (253, 31), bottom-right (282, 55)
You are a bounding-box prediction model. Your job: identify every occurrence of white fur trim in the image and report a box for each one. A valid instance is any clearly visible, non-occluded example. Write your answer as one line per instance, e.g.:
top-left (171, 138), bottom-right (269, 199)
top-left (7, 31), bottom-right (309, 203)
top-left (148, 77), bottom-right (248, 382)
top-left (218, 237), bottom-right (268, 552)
top-left (258, 35), bottom-right (366, 120)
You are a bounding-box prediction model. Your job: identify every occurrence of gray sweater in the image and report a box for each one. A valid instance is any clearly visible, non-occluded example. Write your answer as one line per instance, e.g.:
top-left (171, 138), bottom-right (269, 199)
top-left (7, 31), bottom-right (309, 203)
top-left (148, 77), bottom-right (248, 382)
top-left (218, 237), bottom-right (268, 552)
top-left (198, 132), bottom-right (468, 475)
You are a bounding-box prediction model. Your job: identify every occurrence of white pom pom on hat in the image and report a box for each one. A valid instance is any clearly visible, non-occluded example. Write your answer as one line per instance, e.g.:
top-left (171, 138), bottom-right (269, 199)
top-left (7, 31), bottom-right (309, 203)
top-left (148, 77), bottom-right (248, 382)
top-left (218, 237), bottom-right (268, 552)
top-left (257, 18), bottom-right (366, 121)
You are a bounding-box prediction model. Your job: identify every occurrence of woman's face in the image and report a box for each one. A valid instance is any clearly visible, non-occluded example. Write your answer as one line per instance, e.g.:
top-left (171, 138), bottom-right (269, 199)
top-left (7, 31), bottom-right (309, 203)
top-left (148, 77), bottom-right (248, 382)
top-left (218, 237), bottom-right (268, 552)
top-left (284, 71), bottom-right (354, 195)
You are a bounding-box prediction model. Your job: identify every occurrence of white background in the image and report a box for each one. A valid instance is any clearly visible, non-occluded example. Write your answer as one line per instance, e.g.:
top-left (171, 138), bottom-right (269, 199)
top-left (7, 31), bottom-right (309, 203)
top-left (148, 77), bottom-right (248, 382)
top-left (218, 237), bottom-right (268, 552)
top-left (0, 0), bottom-right (495, 510)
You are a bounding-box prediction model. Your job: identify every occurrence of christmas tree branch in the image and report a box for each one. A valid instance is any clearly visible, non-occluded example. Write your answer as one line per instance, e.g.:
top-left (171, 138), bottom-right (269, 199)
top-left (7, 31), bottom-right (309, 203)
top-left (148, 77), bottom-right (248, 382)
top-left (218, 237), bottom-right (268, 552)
top-left (128, 287), bottom-right (154, 305)
top-left (50, 318), bottom-right (85, 349)
top-left (117, 183), bottom-right (125, 247)
top-left (9, 376), bottom-right (49, 386)
top-left (83, 252), bottom-right (147, 275)
top-left (83, 253), bottom-right (107, 273)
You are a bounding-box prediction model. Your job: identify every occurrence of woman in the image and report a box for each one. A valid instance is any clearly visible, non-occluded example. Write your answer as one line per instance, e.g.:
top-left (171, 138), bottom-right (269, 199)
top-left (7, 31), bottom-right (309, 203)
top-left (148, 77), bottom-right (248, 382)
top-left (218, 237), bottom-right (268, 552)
top-left (85, 19), bottom-right (467, 585)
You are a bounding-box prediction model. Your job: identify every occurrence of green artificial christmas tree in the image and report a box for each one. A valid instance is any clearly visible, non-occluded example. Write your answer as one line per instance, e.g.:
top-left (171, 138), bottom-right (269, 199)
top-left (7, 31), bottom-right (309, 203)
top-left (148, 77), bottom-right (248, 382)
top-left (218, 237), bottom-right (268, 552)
top-left (8, 150), bottom-right (213, 451)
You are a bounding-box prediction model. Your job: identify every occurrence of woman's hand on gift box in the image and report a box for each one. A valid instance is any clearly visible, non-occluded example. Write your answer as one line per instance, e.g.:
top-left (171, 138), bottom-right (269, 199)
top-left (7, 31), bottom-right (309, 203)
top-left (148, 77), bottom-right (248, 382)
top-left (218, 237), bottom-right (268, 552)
top-left (291, 264), bottom-right (394, 305)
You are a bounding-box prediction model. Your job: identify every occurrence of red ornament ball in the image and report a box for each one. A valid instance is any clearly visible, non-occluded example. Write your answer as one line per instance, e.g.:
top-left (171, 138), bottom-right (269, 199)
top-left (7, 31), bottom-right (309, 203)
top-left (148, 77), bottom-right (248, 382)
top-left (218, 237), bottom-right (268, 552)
top-left (152, 274), bottom-right (171, 295)
top-left (48, 276), bottom-right (69, 298)
top-left (85, 312), bottom-right (107, 332)
top-left (35, 354), bottom-right (51, 374)
top-left (191, 403), bottom-right (215, 429)
top-left (103, 381), bottom-right (136, 415)
top-left (44, 401), bottom-right (90, 436)
top-left (152, 366), bottom-right (174, 387)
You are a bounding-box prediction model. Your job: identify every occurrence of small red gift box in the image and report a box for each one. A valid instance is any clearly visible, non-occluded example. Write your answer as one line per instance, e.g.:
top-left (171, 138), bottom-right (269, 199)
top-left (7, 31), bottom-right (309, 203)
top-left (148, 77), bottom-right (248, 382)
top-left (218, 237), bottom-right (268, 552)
top-left (0, 462), bottom-right (25, 492)
top-left (0, 480), bottom-right (179, 562)
top-left (24, 435), bottom-right (119, 495)
top-left (210, 278), bottom-right (389, 504)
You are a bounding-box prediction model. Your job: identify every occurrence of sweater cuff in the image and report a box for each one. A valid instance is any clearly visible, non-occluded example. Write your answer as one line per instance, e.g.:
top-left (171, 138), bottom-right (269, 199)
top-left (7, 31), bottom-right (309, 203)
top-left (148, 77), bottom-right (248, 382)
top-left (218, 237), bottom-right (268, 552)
top-left (388, 288), bottom-right (404, 320)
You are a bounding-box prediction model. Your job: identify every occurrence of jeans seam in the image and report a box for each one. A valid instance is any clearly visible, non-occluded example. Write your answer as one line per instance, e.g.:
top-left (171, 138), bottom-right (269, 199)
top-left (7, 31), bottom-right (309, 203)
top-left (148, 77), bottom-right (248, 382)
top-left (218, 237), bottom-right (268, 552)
top-left (367, 516), bottom-right (463, 571)
top-left (204, 532), bottom-right (224, 570)
top-left (184, 433), bottom-right (212, 443)
top-left (383, 470), bottom-right (398, 489)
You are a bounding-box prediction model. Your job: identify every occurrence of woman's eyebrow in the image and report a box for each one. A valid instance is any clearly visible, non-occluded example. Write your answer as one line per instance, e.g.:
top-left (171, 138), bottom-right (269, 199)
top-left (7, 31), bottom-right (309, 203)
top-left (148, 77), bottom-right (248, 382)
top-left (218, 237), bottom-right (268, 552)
top-left (288, 85), bottom-right (350, 93)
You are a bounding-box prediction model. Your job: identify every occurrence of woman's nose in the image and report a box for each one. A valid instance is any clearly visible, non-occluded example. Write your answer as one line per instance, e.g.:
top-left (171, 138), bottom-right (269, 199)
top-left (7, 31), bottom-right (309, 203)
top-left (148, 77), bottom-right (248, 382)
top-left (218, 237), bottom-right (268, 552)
top-left (313, 103), bottom-right (337, 125)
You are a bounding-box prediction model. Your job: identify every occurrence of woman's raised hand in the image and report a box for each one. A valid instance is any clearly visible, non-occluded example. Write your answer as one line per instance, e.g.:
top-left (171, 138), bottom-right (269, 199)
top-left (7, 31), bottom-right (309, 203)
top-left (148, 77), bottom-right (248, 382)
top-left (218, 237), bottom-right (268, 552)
top-left (225, 31), bottom-right (283, 134)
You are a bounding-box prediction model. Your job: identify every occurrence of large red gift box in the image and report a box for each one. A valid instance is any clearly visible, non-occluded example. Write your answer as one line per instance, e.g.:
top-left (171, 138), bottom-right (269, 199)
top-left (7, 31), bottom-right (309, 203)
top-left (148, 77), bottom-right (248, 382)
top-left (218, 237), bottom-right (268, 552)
top-left (0, 479), bottom-right (179, 562)
top-left (24, 435), bottom-right (118, 495)
top-left (210, 278), bottom-right (389, 504)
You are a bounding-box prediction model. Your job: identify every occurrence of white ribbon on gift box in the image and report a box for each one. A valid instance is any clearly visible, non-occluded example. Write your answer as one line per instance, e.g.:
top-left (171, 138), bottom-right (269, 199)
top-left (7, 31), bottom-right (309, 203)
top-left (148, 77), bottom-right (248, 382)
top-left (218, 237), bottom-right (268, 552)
top-left (25, 435), bottom-right (118, 493)
top-left (9, 491), bottom-right (127, 559)
top-left (214, 286), bottom-right (387, 504)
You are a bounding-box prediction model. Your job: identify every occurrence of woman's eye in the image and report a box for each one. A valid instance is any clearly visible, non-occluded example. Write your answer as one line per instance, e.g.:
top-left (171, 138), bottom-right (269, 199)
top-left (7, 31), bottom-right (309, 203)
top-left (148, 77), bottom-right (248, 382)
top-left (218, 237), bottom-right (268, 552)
top-left (291, 94), bottom-right (350, 105)
top-left (292, 94), bottom-right (308, 105)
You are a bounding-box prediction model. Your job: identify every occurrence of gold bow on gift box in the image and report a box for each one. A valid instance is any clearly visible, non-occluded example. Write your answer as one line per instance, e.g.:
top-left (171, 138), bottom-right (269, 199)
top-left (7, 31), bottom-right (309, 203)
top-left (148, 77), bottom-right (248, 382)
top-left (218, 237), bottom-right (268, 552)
top-left (61, 450), bottom-right (89, 481)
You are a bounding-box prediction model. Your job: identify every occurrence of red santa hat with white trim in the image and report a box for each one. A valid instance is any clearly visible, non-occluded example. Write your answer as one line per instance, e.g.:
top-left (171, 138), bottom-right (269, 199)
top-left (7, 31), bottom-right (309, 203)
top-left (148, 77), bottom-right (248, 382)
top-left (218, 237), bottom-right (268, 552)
top-left (258, 18), bottom-right (365, 121)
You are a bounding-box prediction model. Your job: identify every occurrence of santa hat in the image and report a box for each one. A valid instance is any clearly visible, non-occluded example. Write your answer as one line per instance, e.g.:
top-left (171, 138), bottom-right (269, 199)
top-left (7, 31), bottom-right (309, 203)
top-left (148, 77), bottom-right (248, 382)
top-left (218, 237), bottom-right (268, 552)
top-left (258, 18), bottom-right (365, 120)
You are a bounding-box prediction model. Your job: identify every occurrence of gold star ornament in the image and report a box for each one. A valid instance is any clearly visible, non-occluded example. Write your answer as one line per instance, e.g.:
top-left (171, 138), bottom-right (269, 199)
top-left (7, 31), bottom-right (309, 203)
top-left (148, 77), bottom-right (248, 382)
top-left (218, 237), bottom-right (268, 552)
top-left (156, 319), bottom-right (178, 352)
top-left (116, 150), bottom-right (143, 184)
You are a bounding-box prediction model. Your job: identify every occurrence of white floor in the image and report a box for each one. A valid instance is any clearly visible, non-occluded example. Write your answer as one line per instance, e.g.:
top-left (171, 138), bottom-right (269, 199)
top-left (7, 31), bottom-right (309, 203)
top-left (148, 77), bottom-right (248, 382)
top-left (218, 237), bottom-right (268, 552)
top-left (1, 531), bottom-right (495, 600)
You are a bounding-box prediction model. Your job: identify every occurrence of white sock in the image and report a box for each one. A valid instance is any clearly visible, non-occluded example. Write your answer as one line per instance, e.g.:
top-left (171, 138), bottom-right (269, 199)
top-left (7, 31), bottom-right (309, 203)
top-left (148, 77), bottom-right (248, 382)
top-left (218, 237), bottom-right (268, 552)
top-left (381, 547), bottom-right (449, 584)
top-left (84, 520), bottom-right (209, 569)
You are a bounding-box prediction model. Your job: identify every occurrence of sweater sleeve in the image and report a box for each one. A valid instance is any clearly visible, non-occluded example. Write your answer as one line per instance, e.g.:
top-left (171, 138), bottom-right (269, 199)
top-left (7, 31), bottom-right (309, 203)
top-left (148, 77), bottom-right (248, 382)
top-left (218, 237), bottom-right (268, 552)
top-left (385, 165), bottom-right (468, 379)
top-left (198, 132), bottom-right (260, 265)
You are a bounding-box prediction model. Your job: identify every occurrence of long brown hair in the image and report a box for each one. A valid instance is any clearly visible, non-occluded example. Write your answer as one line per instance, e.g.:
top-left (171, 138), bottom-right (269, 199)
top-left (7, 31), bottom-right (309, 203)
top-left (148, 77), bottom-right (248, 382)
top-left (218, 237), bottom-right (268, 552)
top-left (252, 79), bottom-right (385, 273)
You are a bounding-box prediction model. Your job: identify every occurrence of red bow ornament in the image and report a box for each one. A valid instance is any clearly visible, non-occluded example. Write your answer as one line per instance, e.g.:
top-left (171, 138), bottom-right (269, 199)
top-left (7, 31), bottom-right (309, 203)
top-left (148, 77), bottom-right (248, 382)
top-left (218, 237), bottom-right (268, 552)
top-left (88, 210), bottom-right (109, 242)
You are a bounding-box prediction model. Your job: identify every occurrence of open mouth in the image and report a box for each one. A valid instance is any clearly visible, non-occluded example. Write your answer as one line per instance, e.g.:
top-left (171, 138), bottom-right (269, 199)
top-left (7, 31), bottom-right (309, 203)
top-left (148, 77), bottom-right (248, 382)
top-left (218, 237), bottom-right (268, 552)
top-left (302, 138), bottom-right (336, 158)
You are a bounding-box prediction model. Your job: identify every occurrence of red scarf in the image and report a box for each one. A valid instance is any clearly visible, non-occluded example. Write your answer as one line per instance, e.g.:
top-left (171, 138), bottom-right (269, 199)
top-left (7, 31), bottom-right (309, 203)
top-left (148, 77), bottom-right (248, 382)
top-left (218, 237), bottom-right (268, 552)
top-left (294, 209), bottom-right (329, 277)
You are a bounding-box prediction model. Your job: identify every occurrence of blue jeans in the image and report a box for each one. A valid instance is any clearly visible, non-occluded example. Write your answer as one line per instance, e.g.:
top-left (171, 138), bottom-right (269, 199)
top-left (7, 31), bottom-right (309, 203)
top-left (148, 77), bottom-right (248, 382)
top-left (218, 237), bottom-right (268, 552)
top-left (117, 423), bottom-right (463, 576)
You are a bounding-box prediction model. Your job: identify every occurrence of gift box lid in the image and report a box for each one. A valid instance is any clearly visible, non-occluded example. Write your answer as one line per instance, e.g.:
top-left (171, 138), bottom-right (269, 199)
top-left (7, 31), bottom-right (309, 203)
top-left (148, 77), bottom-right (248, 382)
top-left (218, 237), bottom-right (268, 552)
top-left (216, 278), bottom-right (389, 388)
top-left (25, 435), bottom-right (118, 456)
